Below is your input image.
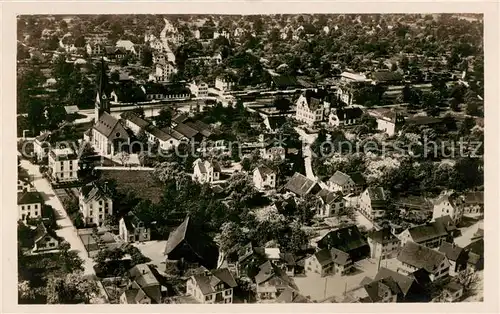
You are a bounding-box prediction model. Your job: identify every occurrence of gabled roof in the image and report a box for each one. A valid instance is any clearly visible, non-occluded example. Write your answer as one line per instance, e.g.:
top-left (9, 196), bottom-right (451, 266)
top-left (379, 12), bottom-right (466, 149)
top-left (80, 183), bottom-right (111, 204)
top-left (367, 228), bottom-right (399, 244)
top-left (164, 216), bottom-right (191, 255)
top-left (34, 222), bottom-right (60, 244)
top-left (129, 264), bottom-right (161, 303)
top-left (317, 225), bottom-right (368, 254)
top-left (254, 165), bottom-right (275, 178)
top-left (120, 111), bottom-right (150, 129)
top-left (18, 191), bottom-right (43, 205)
top-left (266, 116), bottom-right (288, 130)
top-left (192, 268), bottom-right (237, 295)
top-left (122, 212), bottom-right (145, 232)
top-left (254, 261), bottom-right (297, 290)
top-left (397, 241), bottom-right (447, 273)
top-left (93, 112), bottom-right (122, 138)
top-left (275, 287), bottom-right (309, 303)
top-left (332, 107), bottom-right (364, 121)
top-left (438, 242), bottom-right (465, 262)
top-left (316, 189), bottom-right (343, 206)
top-left (363, 278), bottom-right (401, 302)
top-left (463, 191), bottom-right (484, 205)
top-left (173, 123), bottom-right (199, 139)
top-left (366, 187), bottom-right (386, 202)
top-left (148, 127), bottom-right (174, 142)
top-left (194, 159), bottom-right (221, 174)
top-left (285, 172), bottom-right (321, 197)
top-left (328, 171), bottom-right (353, 186)
top-left (349, 172), bottom-right (366, 186)
top-left (185, 120), bottom-right (212, 137)
top-left (406, 220), bottom-right (449, 243)
top-left (374, 267), bottom-right (416, 296)
top-left (172, 113), bottom-right (189, 124)
top-left (371, 71), bottom-right (403, 82)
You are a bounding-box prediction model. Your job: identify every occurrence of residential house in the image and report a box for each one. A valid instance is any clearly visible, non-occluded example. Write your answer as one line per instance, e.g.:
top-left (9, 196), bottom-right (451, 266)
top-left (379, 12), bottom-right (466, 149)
top-left (145, 127), bottom-right (183, 151)
top-left (432, 191), bottom-right (464, 225)
top-left (154, 60), bottom-right (177, 82)
top-left (18, 191), bottom-right (43, 223)
top-left (86, 43), bottom-right (103, 56)
top-left (163, 216), bottom-right (219, 269)
top-left (327, 171), bottom-right (366, 195)
top-left (368, 267), bottom-right (431, 302)
top-left (367, 228), bottom-right (401, 261)
top-left (48, 148), bottom-right (79, 182)
top-left (462, 191), bottom-right (483, 216)
top-left (18, 168), bottom-right (33, 193)
top-left (189, 81), bottom-right (209, 98)
top-left (367, 108), bottom-right (405, 136)
top-left (295, 90), bottom-right (328, 125)
top-left (284, 172), bottom-right (321, 198)
top-left (186, 268), bottom-right (237, 304)
top-left (398, 218), bottom-right (450, 248)
top-left (264, 116), bottom-right (288, 132)
top-left (33, 132), bottom-right (51, 161)
top-left (215, 76), bottom-right (235, 92)
top-left (123, 264), bottom-right (163, 303)
top-left (119, 213), bottom-right (150, 243)
top-left (438, 242), bottom-right (468, 276)
top-left (116, 40), bottom-right (136, 54)
top-left (120, 112), bottom-right (150, 136)
top-left (315, 189), bottom-right (345, 218)
top-left (276, 253), bottom-right (306, 277)
top-left (464, 238), bottom-right (484, 272)
top-left (316, 225), bottom-right (370, 262)
top-left (275, 287), bottom-right (309, 303)
top-left (329, 107), bottom-right (364, 127)
top-left (369, 71), bottom-right (403, 86)
top-left (397, 241), bottom-right (450, 282)
top-left (193, 159), bottom-right (222, 184)
top-left (340, 71), bottom-right (367, 83)
top-left (260, 145), bottom-right (286, 161)
top-left (78, 182), bottom-right (113, 227)
top-left (221, 242), bottom-right (267, 278)
top-left (32, 222), bottom-right (61, 253)
top-left (120, 285), bottom-right (151, 304)
top-left (254, 261), bottom-right (297, 302)
top-left (395, 195), bottom-right (433, 214)
top-left (439, 281), bottom-right (464, 302)
top-left (253, 166), bottom-right (276, 191)
top-left (304, 247), bottom-right (353, 277)
top-left (359, 187), bottom-right (388, 220)
top-left (347, 277), bottom-right (400, 303)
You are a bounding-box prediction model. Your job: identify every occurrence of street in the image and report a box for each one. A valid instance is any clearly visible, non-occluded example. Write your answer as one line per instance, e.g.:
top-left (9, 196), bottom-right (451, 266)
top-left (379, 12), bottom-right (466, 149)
top-left (294, 126), bottom-right (319, 182)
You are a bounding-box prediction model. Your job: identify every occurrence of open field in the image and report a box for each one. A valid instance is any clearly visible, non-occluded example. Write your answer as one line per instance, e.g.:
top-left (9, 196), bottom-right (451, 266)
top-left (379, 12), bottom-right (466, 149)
top-left (100, 169), bottom-right (164, 203)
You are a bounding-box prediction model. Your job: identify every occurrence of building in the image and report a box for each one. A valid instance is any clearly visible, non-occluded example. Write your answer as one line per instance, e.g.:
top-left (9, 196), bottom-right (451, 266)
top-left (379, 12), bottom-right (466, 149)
top-left (85, 43), bottom-right (103, 56)
top-left (163, 216), bottom-right (219, 269)
top-left (193, 159), bottom-right (222, 184)
top-left (367, 228), bottom-right (401, 261)
top-left (462, 191), bottom-right (484, 216)
top-left (315, 189), bottom-right (345, 218)
top-left (316, 225), bottom-right (370, 262)
top-left (154, 60), bottom-right (177, 82)
top-left (464, 238), bottom-right (484, 272)
top-left (253, 165), bottom-right (276, 191)
top-left (48, 148), bottom-right (79, 182)
top-left (116, 40), bottom-right (136, 53)
top-left (327, 171), bottom-right (365, 195)
top-left (304, 247), bottom-right (353, 277)
top-left (347, 277), bottom-right (400, 303)
top-left (120, 285), bottom-right (151, 304)
top-left (120, 112), bottom-right (150, 136)
top-left (398, 219), bottom-right (450, 248)
top-left (18, 191), bottom-right (44, 222)
top-left (254, 261), bottom-right (297, 301)
top-left (189, 81), bottom-right (209, 98)
top-left (18, 168), bottom-right (33, 193)
top-left (284, 172), bottom-right (321, 198)
top-left (328, 107), bottom-right (364, 127)
top-left (214, 76), bottom-right (235, 92)
top-left (119, 213), bottom-right (150, 243)
top-left (33, 132), bottom-right (51, 162)
top-left (186, 268), bottom-right (237, 304)
top-left (368, 267), bottom-right (431, 302)
top-left (432, 191), bottom-right (464, 225)
top-left (32, 222), bottom-right (61, 253)
top-left (78, 182), bottom-right (113, 227)
top-left (367, 109), bottom-right (405, 136)
top-left (438, 242), bottom-right (468, 276)
top-left (369, 71), bottom-right (403, 85)
top-left (397, 241), bottom-right (450, 282)
top-left (439, 281), bottom-right (464, 302)
top-left (123, 264), bottom-right (163, 303)
top-left (275, 287), bottom-right (309, 303)
top-left (295, 90), bottom-right (327, 125)
top-left (340, 71), bottom-right (367, 83)
top-left (359, 187), bottom-right (388, 220)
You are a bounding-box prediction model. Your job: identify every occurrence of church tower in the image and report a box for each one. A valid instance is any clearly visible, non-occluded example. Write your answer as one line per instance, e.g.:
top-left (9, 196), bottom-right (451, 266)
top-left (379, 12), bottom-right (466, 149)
top-left (95, 57), bottom-right (110, 121)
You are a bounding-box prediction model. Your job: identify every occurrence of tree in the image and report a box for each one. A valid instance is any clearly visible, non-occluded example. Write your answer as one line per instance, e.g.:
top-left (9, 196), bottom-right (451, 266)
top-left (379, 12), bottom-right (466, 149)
top-left (46, 272), bottom-right (99, 304)
top-left (74, 36), bottom-right (86, 48)
top-left (154, 108), bottom-right (173, 129)
top-left (117, 151), bottom-right (130, 165)
top-left (214, 222), bottom-right (244, 253)
top-left (131, 106), bottom-right (145, 119)
top-left (278, 222), bottom-right (309, 254)
top-left (141, 48), bottom-right (153, 67)
top-left (18, 281), bottom-right (36, 303)
top-left (274, 96), bottom-right (292, 113)
top-left (466, 101), bottom-right (481, 116)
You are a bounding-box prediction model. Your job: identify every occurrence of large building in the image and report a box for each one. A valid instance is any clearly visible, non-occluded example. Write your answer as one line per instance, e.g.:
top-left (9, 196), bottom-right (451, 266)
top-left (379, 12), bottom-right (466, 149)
top-left (397, 241), bottom-right (450, 282)
top-left (295, 90), bottom-right (327, 125)
top-left (48, 148), bottom-right (79, 182)
top-left (358, 187), bottom-right (388, 219)
top-left (432, 191), bottom-right (464, 225)
top-left (78, 182), bottom-right (113, 227)
top-left (18, 191), bottom-right (44, 223)
top-left (186, 268), bottom-right (237, 304)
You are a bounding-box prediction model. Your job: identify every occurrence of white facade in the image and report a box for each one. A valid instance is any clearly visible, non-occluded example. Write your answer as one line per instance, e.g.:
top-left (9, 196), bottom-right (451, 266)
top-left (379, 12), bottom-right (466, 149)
top-left (86, 43), bottom-right (103, 56)
top-left (189, 82), bottom-right (209, 98)
top-left (215, 77), bottom-right (234, 92)
top-left (48, 148), bottom-right (79, 182)
top-left (432, 194), bottom-right (464, 225)
top-left (295, 94), bottom-right (325, 125)
top-left (193, 159), bottom-right (221, 184)
top-left (398, 257), bottom-right (450, 282)
top-left (155, 62), bottom-right (177, 82)
top-left (18, 200), bottom-right (42, 222)
top-left (359, 188), bottom-right (386, 219)
top-left (17, 179), bottom-right (32, 193)
top-left (376, 117), bottom-right (398, 136)
top-left (252, 167), bottom-right (276, 191)
top-left (186, 276), bottom-right (233, 304)
top-left (79, 190), bottom-right (113, 227)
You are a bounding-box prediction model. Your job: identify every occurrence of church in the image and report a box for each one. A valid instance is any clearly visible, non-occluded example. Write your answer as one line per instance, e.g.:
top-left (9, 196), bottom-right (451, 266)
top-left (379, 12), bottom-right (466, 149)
top-left (85, 58), bottom-right (130, 156)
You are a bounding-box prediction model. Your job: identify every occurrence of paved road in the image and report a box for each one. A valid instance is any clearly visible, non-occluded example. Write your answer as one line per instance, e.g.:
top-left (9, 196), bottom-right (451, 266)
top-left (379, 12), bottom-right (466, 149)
top-left (294, 127), bottom-right (319, 182)
top-left (455, 219), bottom-right (483, 248)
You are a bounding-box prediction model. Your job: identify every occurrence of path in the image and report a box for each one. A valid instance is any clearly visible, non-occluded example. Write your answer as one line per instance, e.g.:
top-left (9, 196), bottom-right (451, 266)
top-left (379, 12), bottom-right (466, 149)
top-left (455, 219), bottom-right (483, 248)
top-left (294, 127), bottom-right (319, 182)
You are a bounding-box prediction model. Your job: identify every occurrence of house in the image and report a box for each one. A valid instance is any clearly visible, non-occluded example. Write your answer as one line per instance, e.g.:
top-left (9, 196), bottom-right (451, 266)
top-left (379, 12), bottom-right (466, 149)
top-left (254, 261), bottom-right (297, 301)
top-left (462, 191), bottom-right (483, 216)
top-left (367, 108), bottom-right (405, 136)
top-left (120, 285), bottom-right (151, 304)
top-left (116, 40), bottom-right (136, 54)
top-left (328, 107), bottom-right (364, 127)
top-left (86, 43), bottom-right (103, 56)
top-left (438, 242), bottom-right (468, 276)
top-left (284, 172), bottom-right (321, 198)
top-left (464, 238), bottom-right (484, 272)
top-left (397, 241), bottom-right (450, 282)
top-left (91, 112), bottom-right (130, 156)
top-left (264, 116), bottom-right (288, 132)
top-left (304, 247), bottom-right (353, 277)
top-left (340, 71), bottom-right (367, 83)
top-left (48, 148), bottom-right (79, 182)
top-left (439, 281), bottom-right (464, 302)
top-left (18, 191), bottom-right (44, 222)
top-left (398, 218), bottom-right (450, 248)
top-left (276, 253), bottom-right (306, 277)
top-left (327, 171), bottom-right (365, 195)
top-left (163, 216), bottom-right (219, 269)
top-left (18, 168), bottom-right (33, 193)
top-left (125, 264), bottom-right (163, 303)
top-left (367, 228), bottom-right (401, 261)
top-left (395, 195), bottom-right (433, 214)
top-left (32, 222), bottom-right (61, 252)
top-left (220, 242), bottom-right (267, 278)
top-left (253, 166), bottom-right (276, 191)
top-left (193, 159), bottom-right (221, 184)
top-left (260, 145), bottom-right (286, 161)
top-left (369, 71), bottom-right (403, 85)
top-left (359, 187), bottom-right (388, 220)
top-left (369, 267), bottom-right (431, 302)
top-left (347, 277), bottom-right (400, 303)
top-left (145, 127), bottom-right (183, 151)
top-left (119, 213), bottom-right (150, 243)
top-left (316, 225), bottom-right (370, 262)
top-left (275, 287), bottom-right (309, 303)
top-left (315, 189), bottom-right (345, 218)
top-left (154, 60), bottom-right (177, 82)
top-left (432, 191), bottom-right (464, 225)
top-left (78, 182), bottom-right (113, 227)
top-left (186, 268), bottom-right (237, 304)
top-left (215, 76), bottom-right (235, 92)
top-left (189, 81), bottom-right (209, 98)
top-left (120, 111), bottom-right (150, 136)
top-left (295, 90), bottom-right (328, 125)
top-left (269, 75), bottom-right (301, 90)
top-left (33, 132), bottom-right (51, 161)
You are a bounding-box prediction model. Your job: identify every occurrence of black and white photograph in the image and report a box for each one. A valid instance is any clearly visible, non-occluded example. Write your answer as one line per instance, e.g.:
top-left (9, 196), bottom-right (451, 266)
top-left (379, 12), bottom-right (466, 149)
top-left (5, 5), bottom-right (497, 308)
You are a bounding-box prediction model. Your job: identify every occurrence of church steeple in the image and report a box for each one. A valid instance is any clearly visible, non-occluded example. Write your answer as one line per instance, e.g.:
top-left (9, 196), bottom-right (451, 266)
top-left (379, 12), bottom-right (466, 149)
top-left (95, 57), bottom-right (109, 121)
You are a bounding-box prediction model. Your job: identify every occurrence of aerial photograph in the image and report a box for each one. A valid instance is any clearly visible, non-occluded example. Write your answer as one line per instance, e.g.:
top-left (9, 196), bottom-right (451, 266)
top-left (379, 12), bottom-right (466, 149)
top-left (16, 13), bottom-right (484, 304)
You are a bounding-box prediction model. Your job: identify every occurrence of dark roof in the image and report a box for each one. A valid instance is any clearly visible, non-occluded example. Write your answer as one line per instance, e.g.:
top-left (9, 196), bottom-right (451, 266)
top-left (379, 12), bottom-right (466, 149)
top-left (266, 116), bottom-right (287, 130)
top-left (271, 75), bottom-right (300, 89)
top-left (129, 264), bottom-right (161, 303)
top-left (371, 71), bottom-right (403, 82)
top-left (149, 127), bottom-right (174, 142)
top-left (438, 242), bottom-right (464, 262)
top-left (193, 268), bottom-right (237, 295)
top-left (275, 287), bottom-right (309, 303)
top-left (254, 261), bottom-right (297, 290)
top-left (367, 228), bottom-right (398, 244)
top-left (120, 111), bottom-right (150, 129)
top-left (123, 286), bottom-right (149, 304)
top-left (18, 191), bottom-right (43, 205)
top-left (93, 112), bottom-right (121, 138)
top-left (317, 225), bottom-right (368, 255)
top-left (285, 172), bottom-right (321, 197)
top-left (185, 120), bottom-right (212, 137)
top-left (316, 189), bottom-right (343, 206)
top-left (173, 123), bottom-right (199, 139)
top-left (406, 116), bottom-right (443, 126)
top-left (407, 220), bottom-right (448, 243)
top-left (433, 215), bottom-right (457, 232)
top-left (396, 195), bottom-right (433, 211)
top-left (332, 107), bottom-right (364, 121)
top-left (302, 90), bottom-right (326, 110)
top-left (349, 172), bottom-right (366, 186)
top-left (122, 213), bottom-right (145, 232)
top-left (367, 187), bottom-right (386, 202)
top-left (172, 113), bottom-right (189, 124)
top-left (374, 267), bottom-right (416, 296)
top-left (164, 216), bottom-right (190, 255)
top-left (464, 238), bottom-right (484, 257)
top-left (328, 171), bottom-right (351, 186)
top-left (80, 183), bottom-right (111, 203)
top-left (363, 278), bottom-right (401, 302)
top-left (34, 222), bottom-right (60, 244)
top-left (444, 281), bottom-right (463, 293)
top-left (255, 165), bottom-right (275, 177)
top-left (397, 242), bottom-right (447, 273)
top-left (464, 191), bottom-right (484, 205)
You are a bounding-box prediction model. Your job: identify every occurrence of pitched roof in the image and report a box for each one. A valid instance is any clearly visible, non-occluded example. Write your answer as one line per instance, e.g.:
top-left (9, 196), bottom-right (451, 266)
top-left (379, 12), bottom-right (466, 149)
top-left (129, 264), bottom-right (161, 303)
top-left (316, 189), bottom-right (343, 206)
top-left (18, 191), bottom-right (43, 205)
top-left (254, 261), bottom-right (296, 290)
top-left (349, 172), bottom-right (366, 186)
top-left (332, 107), bottom-right (364, 121)
top-left (367, 187), bottom-right (386, 202)
top-left (185, 120), bottom-right (212, 137)
top-left (285, 172), bottom-right (321, 197)
top-left (80, 183), bottom-right (111, 203)
top-left (120, 111), bottom-right (150, 129)
top-left (271, 75), bottom-right (300, 89)
top-left (93, 112), bottom-right (122, 138)
top-left (367, 228), bottom-right (399, 244)
top-left (407, 220), bottom-right (449, 243)
top-left (363, 278), bottom-right (401, 302)
top-left (266, 116), bottom-right (288, 130)
top-left (371, 71), bottom-right (403, 82)
top-left (317, 225), bottom-right (368, 254)
top-left (122, 213), bottom-right (145, 232)
top-left (255, 165), bottom-right (275, 178)
top-left (173, 123), bottom-right (199, 139)
top-left (438, 242), bottom-right (464, 262)
top-left (148, 127), bottom-right (174, 142)
top-left (374, 267), bottom-right (416, 296)
top-left (164, 216), bottom-right (191, 255)
top-left (172, 113), bottom-right (189, 124)
top-left (328, 171), bottom-right (352, 186)
top-left (34, 222), bottom-right (60, 244)
top-left (463, 191), bottom-right (484, 205)
top-left (397, 241), bottom-right (447, 273)
top-left (275, 287), bottom-right (309, 303)
top-left (193, 268), bottom-right (237, 295)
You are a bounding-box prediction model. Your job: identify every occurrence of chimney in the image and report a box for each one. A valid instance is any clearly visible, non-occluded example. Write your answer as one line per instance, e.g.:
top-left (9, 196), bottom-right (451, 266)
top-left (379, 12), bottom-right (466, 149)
top-left (142, 268), bottom-right (147, 275)
top-left (348, 228), bottom-right (352, 236)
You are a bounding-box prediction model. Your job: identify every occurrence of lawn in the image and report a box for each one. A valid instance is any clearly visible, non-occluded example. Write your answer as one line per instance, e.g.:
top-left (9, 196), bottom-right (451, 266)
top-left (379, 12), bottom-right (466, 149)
top-left (100, 170), bottom-right (164, 203)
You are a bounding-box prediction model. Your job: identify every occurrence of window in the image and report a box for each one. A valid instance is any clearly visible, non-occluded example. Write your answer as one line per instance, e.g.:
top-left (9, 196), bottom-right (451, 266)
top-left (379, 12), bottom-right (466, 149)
top-left (21, 205), bottom-right (25, 210)
top-left (34, 211), bottom-right (38, 216)
top-left (205, 295), bottom-right (211, 301)
top-left (34, 204), bottom-right (38, 209)
top-left (99, 200), bottom-right (103, 205)
top-left (27, 205), bottom-right (30, 210)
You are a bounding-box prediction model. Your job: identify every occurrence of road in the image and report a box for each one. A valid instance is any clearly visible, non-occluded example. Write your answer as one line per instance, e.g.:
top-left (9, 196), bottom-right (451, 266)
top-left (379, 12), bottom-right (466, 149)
top-left (455, 219), bottom-right (483, 248)
top-left (294, 126), bottom-right (319, 182)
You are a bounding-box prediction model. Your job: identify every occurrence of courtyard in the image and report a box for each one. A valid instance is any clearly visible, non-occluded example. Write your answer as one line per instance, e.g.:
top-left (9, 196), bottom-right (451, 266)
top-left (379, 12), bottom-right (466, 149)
top-left (132, 240), bottom-right (168, 270)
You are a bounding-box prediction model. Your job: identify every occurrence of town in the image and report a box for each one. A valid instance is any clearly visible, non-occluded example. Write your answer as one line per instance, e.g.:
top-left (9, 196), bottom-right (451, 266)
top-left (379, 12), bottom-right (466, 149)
top-left (16, 13), bottom-right (484, 304)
